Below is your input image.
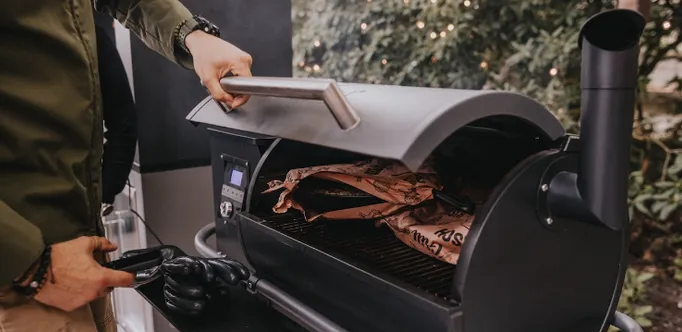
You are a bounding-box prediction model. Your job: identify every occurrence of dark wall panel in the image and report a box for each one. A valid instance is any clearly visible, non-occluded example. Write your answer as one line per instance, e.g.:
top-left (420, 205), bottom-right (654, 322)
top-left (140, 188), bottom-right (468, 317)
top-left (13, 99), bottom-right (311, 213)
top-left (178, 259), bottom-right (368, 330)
top-left (130, 0), bottom-right (293, 173)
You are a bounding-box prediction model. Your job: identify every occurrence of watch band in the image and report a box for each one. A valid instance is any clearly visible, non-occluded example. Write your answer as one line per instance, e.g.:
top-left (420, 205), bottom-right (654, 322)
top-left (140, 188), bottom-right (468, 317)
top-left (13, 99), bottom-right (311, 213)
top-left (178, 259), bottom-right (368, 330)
top-left (175, 15), bottom-right (221, 55)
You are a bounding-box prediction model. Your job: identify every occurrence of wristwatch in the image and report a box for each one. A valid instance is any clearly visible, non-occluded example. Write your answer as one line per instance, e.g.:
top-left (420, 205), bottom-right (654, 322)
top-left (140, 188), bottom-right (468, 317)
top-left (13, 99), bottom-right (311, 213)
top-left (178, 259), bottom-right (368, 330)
top-left (175, 15), bottom-right (221, 55)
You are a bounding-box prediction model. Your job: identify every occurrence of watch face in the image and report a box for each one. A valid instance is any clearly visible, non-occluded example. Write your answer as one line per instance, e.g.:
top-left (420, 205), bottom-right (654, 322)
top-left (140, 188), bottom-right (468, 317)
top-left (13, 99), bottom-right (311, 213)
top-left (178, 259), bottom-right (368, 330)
top-left (193, 15), bottom-right (220, 38)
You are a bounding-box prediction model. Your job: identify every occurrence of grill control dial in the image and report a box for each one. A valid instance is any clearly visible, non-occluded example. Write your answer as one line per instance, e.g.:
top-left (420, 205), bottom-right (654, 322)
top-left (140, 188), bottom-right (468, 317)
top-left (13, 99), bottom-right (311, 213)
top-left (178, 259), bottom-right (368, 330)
top-left (219, 201), bottom-right (234, 218)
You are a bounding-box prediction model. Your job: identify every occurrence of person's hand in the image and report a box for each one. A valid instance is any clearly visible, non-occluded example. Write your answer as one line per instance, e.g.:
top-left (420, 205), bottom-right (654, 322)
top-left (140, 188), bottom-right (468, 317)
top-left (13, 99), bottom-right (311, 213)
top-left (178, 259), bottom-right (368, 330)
top-left (32, 236), bottom-right (134, 312)
top-left (185, 31), bottom-right (253, 109)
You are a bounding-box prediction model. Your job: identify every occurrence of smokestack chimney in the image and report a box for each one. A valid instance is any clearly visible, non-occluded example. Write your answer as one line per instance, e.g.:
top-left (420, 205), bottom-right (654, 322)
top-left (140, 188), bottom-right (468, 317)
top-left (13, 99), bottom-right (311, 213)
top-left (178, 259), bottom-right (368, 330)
top-left (577, 9), bottom-right (645, 230)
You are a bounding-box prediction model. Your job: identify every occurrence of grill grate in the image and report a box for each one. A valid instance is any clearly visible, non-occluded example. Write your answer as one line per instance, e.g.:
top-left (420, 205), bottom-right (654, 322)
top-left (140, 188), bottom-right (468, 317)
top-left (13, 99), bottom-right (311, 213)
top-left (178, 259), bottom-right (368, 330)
top-left (259, 213), bottom-right (456, 300)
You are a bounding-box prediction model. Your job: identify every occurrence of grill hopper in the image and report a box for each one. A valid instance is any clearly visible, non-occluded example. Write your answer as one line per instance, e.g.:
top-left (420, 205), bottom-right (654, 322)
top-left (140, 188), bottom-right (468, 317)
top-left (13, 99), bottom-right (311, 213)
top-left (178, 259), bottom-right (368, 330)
top-left (186, 9), bottom-right (644, 332)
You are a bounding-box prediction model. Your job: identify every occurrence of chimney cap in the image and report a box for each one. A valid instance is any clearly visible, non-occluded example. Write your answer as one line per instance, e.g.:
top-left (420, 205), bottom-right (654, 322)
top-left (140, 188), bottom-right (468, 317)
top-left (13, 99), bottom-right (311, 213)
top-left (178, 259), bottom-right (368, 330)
top-left (578, 9), bottom-right (645, 52)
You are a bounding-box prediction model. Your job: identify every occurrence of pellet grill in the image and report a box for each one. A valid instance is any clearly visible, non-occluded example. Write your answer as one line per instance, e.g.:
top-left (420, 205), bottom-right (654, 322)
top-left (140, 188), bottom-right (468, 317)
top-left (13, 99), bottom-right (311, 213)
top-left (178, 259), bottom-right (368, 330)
top-left (176, 9), bottom-right (645, 332)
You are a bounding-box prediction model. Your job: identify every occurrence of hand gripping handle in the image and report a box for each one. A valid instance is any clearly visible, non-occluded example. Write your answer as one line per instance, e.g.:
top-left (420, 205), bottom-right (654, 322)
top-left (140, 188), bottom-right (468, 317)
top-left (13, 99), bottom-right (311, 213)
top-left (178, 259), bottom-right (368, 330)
top-left (219, 76), bottom-right (361, 131)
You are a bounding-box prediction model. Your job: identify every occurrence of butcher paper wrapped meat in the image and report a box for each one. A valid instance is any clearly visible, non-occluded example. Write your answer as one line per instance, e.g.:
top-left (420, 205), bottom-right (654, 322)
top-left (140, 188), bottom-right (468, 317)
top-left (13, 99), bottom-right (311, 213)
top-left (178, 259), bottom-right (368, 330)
top-left (263, 158), bottom-right (485, 265)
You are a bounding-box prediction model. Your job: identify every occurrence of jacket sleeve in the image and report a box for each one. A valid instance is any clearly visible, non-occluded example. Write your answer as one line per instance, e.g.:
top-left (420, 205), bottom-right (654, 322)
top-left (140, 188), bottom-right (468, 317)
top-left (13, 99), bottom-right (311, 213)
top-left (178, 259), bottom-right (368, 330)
top-left (0, 200), bottom-right (45, 286)
top-left (94, 0), bottom-right (197, 69)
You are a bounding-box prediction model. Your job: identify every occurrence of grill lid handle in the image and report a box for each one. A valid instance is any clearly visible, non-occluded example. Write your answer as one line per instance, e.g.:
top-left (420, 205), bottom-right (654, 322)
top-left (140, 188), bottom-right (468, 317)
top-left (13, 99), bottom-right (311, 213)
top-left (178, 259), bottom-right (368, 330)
top-left (219, 77), bottom-right (361, 131)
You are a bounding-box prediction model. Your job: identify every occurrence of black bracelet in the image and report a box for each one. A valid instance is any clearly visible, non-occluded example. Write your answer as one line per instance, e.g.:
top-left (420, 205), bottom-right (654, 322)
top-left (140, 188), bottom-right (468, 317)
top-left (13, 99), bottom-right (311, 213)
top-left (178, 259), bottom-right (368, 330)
top-left (13, 245), bottom-right (52, 297)
top-left (173, 15), bottom-right (221, 55)
top-left (13, 247), bottom-right (45, 285)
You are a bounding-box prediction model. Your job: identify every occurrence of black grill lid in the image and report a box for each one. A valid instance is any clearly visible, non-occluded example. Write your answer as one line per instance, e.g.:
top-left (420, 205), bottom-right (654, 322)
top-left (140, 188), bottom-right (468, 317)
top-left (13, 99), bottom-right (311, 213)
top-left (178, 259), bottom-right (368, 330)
top-left (187, 77), bottom-right (564, 172)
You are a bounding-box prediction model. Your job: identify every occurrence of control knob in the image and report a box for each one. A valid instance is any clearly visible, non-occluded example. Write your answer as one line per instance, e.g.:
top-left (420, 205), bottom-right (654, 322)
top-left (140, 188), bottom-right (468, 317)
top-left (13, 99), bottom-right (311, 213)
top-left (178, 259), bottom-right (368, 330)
top-left (219, 201), bottom-right (234, 218)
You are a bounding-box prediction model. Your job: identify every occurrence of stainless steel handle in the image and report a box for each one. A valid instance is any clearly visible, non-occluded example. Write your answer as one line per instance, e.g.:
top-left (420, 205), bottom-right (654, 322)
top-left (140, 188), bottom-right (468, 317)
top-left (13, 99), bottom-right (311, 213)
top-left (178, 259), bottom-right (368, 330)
top-left (220, 77), bottom-right (361, 131)
top-left (611, 311), bottom-right (643, 332)
top-left (195, 223), bottom-right (223, 258)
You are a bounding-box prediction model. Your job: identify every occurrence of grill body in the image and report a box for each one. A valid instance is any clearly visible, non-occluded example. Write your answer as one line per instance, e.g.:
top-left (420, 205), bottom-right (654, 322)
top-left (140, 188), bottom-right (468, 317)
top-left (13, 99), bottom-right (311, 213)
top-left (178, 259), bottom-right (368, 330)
top-left (198, 129), bottom-right (626, 332)
top-left (184, 10), bottom-right (645, 331)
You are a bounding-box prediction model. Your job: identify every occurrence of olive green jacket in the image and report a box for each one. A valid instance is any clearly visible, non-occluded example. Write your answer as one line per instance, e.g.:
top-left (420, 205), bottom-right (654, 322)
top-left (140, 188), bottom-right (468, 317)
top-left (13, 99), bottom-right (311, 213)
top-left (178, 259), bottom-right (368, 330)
top-left (0, 0), bottom-right (197, 285)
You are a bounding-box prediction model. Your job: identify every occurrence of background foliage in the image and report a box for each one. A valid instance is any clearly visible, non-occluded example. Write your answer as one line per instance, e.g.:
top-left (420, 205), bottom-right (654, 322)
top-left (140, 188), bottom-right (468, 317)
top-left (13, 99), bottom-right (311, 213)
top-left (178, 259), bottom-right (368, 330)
top-left (293, 0), bottom-right (682, 329)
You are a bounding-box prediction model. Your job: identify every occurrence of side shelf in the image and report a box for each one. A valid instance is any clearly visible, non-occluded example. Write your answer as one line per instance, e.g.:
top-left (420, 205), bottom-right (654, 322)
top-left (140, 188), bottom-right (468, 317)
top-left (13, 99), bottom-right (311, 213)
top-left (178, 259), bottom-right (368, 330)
top-left (133, 246), bottom-right (297, 332)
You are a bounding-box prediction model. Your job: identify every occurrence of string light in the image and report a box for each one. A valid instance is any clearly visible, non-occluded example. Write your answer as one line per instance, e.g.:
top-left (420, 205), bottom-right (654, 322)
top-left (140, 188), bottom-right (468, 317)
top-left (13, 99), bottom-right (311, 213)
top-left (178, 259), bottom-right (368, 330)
top-left (663, 21), bottom-right (672, 30)
top-left (310, 0), bottom-right (485, 70)
top-left (549, 67), bottom-right (558, 76)
top-left (298, 61), bottom-right (305, 67)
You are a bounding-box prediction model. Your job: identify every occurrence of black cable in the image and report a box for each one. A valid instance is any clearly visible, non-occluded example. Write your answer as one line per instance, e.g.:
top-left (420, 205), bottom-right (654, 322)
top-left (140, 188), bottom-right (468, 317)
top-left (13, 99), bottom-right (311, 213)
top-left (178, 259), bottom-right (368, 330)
top-left (126, 178), bottom-right (165, 246)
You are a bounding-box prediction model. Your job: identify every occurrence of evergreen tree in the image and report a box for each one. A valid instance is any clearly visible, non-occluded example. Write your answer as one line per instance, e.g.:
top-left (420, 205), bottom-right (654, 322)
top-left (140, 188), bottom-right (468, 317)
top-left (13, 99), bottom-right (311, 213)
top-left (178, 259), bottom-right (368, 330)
top-left (293, 0), bottom-right (681, 130)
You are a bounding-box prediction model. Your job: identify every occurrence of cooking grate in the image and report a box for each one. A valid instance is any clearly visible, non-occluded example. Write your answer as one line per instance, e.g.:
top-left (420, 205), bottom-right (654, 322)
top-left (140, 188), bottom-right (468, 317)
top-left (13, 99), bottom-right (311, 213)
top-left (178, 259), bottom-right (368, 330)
top-left (259, 213), bottom-right (456, 300)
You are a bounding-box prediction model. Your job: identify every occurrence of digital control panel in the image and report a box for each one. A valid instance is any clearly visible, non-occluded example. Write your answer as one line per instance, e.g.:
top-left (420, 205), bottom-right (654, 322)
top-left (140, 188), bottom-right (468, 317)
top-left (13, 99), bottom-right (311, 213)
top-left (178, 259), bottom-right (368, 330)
top-left (219, 155), bottom-right (249, 220)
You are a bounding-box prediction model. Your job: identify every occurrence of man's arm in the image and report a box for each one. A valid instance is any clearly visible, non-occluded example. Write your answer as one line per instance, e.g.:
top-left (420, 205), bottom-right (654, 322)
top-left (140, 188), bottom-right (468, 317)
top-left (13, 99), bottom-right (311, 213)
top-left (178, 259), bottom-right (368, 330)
top-left (94, 0), bottom-right (254, 108)
top-left (0, 200), bottom-right (45, 286)
top-left (94, 0), bottom-right (196, 69)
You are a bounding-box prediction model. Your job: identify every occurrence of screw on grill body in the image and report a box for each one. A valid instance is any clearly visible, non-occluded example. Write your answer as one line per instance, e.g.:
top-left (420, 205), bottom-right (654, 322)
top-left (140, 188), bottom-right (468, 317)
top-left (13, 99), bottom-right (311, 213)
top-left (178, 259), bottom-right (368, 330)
top-left (545, 217), bottom-right (553, 225)
top-left (541, 184), bottom-right (549, 192)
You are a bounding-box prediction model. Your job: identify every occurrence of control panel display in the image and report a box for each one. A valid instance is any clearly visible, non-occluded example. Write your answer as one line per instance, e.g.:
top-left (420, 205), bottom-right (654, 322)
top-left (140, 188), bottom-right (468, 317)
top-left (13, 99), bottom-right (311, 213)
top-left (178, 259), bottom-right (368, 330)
top-left (229, 170), bottom-right (243, 186)
top-left (220, 154), bottom-right (249, 220)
